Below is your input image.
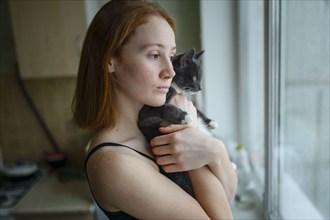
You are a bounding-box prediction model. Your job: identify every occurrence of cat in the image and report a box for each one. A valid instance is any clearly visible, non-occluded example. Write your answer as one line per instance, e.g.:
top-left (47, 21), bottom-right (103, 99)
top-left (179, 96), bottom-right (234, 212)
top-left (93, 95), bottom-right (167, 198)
top-left (137, 48), bottom-right (217, 196)
top-left (138, 48), bottom-right (217, 143)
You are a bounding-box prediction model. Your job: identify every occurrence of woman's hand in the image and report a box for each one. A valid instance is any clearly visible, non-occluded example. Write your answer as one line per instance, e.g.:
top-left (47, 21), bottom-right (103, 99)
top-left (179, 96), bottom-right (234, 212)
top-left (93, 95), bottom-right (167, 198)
top-left (150, 93), bottom-right (238, 203)
top-left (151, 93), bottom-right (217, 172)
top-left (150, 93), bottom-right (217, 172)
top-left (150, 124), bottom-right (215, 172)
top-left (151, 123), bottom-right (237, 203)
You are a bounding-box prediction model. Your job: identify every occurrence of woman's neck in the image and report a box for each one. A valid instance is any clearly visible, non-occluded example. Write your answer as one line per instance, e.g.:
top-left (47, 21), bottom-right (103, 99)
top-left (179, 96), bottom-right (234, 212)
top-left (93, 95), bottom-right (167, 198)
top-left (93, 89), bottom-right (148, 146)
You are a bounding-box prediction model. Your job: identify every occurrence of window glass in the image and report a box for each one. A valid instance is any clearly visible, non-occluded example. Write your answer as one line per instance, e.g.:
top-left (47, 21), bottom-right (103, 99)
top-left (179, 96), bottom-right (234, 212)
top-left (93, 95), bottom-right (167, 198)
top-left (279, 1), bottom-right (330, 219)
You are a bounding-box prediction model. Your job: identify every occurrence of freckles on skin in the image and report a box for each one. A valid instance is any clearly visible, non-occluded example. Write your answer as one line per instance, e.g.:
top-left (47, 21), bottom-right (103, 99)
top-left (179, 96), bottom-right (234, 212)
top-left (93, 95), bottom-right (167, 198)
top-left (112, 16), bottom-right (176, 107)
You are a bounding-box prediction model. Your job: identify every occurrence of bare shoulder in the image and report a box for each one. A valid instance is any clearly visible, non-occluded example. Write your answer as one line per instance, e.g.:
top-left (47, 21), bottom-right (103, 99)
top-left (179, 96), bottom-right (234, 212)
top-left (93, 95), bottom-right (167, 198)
top-left (86, 146), bottom-right (159, 188)
top-left (86, 147), bottom-right (158, 207)
top-left (86, 147), bottom-right (209, 219)
top-left (86, 146), bottom-right (158, 178)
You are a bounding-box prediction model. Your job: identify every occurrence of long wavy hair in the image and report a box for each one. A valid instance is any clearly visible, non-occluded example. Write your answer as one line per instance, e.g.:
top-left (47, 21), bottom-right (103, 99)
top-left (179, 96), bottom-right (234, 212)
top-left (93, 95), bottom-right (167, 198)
top-left (71, 0), bottom-right (176, 130)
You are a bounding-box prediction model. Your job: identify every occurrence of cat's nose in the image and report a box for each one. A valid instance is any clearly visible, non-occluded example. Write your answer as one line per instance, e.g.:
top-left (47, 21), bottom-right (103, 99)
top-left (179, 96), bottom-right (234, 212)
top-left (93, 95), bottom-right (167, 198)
top-left (193, 84), bottom-right (201, 91)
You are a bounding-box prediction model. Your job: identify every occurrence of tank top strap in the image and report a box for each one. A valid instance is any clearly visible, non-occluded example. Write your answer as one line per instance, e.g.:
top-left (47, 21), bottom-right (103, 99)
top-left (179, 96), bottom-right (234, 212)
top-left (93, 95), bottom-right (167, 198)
top-left (85, 142), bottom-right (155, 163)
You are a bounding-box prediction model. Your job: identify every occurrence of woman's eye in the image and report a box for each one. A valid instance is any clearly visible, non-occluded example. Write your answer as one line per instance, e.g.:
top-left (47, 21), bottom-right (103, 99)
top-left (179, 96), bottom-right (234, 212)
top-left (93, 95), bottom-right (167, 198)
top-left (149, 53), bottom-right (160, 60)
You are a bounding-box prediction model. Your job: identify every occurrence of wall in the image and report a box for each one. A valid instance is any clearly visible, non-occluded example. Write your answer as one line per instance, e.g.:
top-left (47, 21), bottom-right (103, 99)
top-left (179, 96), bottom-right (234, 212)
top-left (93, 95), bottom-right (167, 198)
top-left (0, 0), bottom-right (91, 167)
top-left (200, 1), bottom-right (239, 143)
top-left (153, 0), bottom-right (201, 52)
top-left (0, 0), bottom-right (15, 75)
top-left (0, 76), bottom-right (91, 166)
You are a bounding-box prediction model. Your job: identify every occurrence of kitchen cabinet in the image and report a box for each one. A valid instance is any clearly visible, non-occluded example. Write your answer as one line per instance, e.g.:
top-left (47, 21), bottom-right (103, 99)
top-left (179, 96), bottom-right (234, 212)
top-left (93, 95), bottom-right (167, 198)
top-left (9, 0), bottom-right (87, 78)
top-left (10, 176), bottom-right (95, 220)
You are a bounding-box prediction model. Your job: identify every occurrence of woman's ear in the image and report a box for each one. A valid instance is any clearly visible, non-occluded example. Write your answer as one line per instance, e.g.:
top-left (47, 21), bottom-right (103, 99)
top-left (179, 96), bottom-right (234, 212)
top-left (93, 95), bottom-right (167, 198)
top-left (108, 59), bottom-right (115, 74)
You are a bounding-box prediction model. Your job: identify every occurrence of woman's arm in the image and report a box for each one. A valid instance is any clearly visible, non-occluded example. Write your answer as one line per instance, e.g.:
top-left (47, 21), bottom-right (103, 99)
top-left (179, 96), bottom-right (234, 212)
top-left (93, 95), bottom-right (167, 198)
top-left (189, 166), bottom-right (233, 219)
top-left (86, 147), bottom-right (213, 219)
top-left (152, 125), bottom-right (237, 203)
top-left (150, 128), bottom-right (234, 218)
top-left (152, 94), bottom-right (237, 203)
top-left (204, 136), bottom-right (238, 204)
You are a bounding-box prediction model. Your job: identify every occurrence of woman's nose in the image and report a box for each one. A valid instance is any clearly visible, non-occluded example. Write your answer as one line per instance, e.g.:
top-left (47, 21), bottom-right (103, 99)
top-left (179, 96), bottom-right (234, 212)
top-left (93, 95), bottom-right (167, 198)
top-left (160, 59), bottom-right (176, 79)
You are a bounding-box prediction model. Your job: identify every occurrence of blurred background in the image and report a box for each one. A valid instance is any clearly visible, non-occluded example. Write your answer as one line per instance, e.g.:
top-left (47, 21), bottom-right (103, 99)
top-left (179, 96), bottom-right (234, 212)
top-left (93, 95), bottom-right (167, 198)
top-left (0, 0), bottom-right (329, 220)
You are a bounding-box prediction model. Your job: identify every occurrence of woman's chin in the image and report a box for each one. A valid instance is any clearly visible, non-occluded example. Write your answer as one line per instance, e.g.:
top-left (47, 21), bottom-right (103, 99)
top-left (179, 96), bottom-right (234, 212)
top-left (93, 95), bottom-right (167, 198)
top-left (148, 99), bottom-right (166, 107)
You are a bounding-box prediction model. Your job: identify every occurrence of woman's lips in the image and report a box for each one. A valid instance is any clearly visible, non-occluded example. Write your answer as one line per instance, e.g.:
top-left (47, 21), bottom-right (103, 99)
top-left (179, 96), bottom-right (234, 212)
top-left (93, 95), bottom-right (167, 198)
top-left (157, 85), bottom-right (170, 93)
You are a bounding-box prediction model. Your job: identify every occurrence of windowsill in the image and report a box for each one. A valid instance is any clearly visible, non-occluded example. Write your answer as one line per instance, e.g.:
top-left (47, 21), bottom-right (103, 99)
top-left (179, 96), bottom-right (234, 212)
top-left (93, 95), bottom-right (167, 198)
top-left (232, 187), bottom-right (265, 220)
top-left (281, 173), bottom-right (324, 220)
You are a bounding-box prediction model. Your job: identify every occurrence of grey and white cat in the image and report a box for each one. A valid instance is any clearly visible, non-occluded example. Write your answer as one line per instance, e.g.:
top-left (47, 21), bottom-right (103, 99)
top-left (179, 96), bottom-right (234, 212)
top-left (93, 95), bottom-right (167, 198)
top-left (138, 48), bottom-right (217, 196)
top-left (138, 48), bottom-right (217, 142)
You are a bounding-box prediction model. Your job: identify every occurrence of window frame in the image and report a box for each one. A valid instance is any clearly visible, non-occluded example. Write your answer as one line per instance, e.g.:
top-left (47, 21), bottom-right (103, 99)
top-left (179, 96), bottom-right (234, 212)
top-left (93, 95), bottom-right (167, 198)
top-left (264, 0), bottom-right (282, 218)
top-left (265, 1), bottom-right (328, 219)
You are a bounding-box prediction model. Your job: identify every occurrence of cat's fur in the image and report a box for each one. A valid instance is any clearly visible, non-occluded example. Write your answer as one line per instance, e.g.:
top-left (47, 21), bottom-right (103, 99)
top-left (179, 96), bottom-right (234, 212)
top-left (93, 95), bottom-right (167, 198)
top-left (138, 48), bottom-right (217, 196)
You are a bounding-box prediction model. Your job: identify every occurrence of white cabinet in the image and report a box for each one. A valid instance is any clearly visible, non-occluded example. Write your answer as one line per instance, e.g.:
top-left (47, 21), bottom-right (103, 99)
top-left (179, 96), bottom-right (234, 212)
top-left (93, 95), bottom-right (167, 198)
top-left (9, 0), bottom-right (87, 78)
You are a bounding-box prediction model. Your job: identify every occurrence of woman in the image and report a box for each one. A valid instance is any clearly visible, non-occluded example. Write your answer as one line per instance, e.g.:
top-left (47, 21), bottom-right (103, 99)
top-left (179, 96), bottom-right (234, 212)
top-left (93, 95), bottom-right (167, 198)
top-left (72, 0), bottom-right (237, 219)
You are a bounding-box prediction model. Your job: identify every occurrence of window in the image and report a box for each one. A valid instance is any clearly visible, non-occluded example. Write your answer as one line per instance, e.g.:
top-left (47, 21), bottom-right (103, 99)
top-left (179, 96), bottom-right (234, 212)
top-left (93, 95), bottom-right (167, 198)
top-left (199, 0), bottom-right (328, 218)
top-left (265, 1), bottom-right (330, 219)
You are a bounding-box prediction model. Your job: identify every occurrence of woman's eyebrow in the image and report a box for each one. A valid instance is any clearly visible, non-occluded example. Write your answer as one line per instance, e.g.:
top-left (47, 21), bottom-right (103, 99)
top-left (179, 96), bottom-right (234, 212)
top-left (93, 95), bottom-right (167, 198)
top-left (140, 43), bottom-right (176, 51)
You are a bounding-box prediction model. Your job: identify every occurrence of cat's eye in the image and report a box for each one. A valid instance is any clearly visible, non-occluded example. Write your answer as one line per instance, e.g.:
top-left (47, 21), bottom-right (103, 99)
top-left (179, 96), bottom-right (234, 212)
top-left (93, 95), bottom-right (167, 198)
top-left (170, 52), bottom-right (176, 61)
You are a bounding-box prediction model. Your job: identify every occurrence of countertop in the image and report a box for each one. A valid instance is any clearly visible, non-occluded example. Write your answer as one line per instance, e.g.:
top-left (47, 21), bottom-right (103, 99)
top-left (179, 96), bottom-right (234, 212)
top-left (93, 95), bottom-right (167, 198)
top-left (10, 175), bottom-right (95, 220)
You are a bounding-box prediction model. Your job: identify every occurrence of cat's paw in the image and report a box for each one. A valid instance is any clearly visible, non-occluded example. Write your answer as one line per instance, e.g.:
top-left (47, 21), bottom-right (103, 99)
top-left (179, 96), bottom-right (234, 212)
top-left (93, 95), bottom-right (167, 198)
top-left (182, 114), bottom-right (193, 124)
top-left (207, 120), bottom-right (218, 129)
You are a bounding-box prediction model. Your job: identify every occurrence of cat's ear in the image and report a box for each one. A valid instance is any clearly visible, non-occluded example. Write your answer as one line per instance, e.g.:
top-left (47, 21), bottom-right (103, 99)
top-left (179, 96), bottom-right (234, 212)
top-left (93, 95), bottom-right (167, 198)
top-left (180, 48), bottom-right (196, 67)
top-left (195, 50), bottom-right (204, 61)
top-left (108, 59), bottom-right (115, 74)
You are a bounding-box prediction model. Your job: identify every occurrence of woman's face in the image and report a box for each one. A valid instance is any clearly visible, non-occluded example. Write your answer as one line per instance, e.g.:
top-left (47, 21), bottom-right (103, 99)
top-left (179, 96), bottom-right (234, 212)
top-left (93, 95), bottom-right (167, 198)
top-left (110, 15), bottom-right (176, 108)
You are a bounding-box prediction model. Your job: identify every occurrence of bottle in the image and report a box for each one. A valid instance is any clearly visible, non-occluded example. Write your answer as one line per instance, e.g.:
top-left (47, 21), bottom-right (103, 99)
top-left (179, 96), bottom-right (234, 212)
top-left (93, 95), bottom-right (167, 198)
top-left (234, 145), bottom-right (255, 209)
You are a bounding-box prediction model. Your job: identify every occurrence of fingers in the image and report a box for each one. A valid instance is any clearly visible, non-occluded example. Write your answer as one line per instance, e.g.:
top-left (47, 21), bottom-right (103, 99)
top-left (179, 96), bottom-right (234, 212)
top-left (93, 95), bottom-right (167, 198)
top-left (150, 133), bottom-right (185, 172)
top-left (155, 154), bottom-right (174, 166)
top-left (150, 135), bottom-right (168, 147)
top-left (151, 135), bottom-right (183, 156)
top-left (150, 125), bottom-right (203, 173)
top-left (154, 154), bottom-right (187, 173)
top-left (161, 164), bottom-right (186, 173)
top-left (158, 124), bottom-right (189, 134)
top-left (151, 142), bottom-right (188, 173)
top-left (150, 126), bottom-right (183, 146)
top-left (151, 144), bottom-right (173, 156)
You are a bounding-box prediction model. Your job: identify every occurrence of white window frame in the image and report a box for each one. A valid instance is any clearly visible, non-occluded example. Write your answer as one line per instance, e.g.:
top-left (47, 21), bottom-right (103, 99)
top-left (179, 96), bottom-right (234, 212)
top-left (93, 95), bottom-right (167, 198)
top-left (265, 1), bottom-right (326, 219)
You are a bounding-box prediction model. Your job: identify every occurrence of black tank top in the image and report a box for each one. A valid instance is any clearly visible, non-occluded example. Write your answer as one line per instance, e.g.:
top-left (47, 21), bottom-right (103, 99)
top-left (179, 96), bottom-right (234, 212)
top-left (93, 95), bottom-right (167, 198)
top-left (85, 142), bottom-right (163, 220)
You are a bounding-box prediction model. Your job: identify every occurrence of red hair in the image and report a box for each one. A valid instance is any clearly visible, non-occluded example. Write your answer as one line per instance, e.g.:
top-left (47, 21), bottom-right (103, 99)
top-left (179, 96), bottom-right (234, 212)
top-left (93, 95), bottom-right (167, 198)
top-left (71, 0), bottom-right (176, 130)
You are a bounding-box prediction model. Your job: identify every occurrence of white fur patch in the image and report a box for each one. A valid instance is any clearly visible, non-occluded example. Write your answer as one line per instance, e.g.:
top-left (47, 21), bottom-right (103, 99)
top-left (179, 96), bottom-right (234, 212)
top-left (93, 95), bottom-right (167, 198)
top-left (182, 114), bottom-right (193, 124)
top-left (207, 120), bottom-right (218, 129)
